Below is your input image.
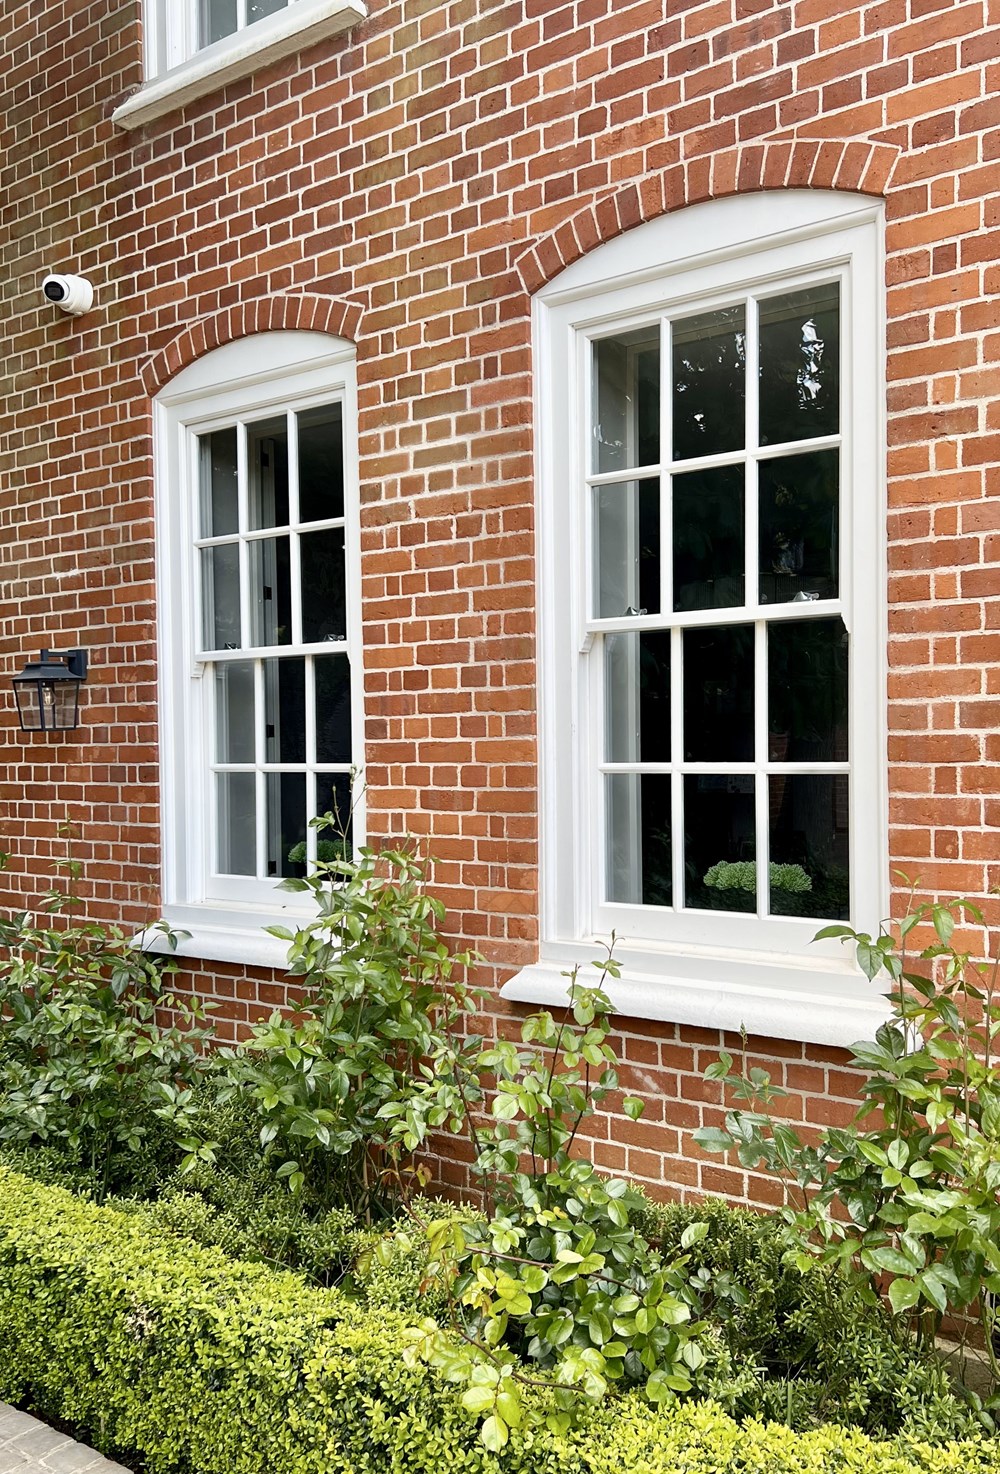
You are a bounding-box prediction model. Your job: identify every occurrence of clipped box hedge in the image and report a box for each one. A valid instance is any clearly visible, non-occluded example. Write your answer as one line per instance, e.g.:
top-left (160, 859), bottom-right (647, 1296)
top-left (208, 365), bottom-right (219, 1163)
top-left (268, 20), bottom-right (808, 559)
top-left (0, 1169), bottom-right (998, 1474)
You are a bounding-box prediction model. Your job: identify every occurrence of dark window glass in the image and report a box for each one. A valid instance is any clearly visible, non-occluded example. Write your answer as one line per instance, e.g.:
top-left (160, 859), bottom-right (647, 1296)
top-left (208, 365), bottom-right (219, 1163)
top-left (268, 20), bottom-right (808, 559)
top-left (606, 774), bottom-right (672, 906)
top-left (266, 772), bottom-right (306, 878)
top-left (684, 775), bottom-right (756, 912)
top-left (250, 537), bottom-right (293, 647)
top-left (301, 529), bottom-right (347, 643)
top-left (315, 655), bottom-right (352, 764)
top-left (683, 625), bottom-right (754, 762)
top-left (199, 428), bottom-right (239, 537)
top-left (298, 404), bottom-right (345, 523)
top-left (593, 479), bottom-right (661, 618)
top-left (248, 416), bottom-right (290, 530)
top-left (249, 0), bottom-right (288, 19)
top-left (672, 306), bottom-right (746, 461)
top-left (593, 330), bottom-right (660, 473)
top-left (604, 630), bottom-right (671, 764)
top-left (768, 618), bottom-right (848, 762)
top-left (673, 464), bottom-right (745, 611)
top-left (264, 657), bottom-right (305, 764)
top-left (759, 449), bottom-right (839, 605)
top-left (769, 774), bottom-right (850, 919)
top-left (200, 0), bottom-right (237, 45)
top-left (202, 544), bottom-right (241, 650)
top-left (314, 773), bottom-right (354, 861)
top-left (759, 285), bottom-right (840, 446)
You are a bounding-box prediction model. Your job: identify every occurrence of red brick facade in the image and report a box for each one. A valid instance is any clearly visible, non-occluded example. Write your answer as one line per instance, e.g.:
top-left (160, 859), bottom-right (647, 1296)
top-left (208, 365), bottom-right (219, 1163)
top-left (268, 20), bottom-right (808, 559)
top-left (3, 0), bottom-right (1000, 1204)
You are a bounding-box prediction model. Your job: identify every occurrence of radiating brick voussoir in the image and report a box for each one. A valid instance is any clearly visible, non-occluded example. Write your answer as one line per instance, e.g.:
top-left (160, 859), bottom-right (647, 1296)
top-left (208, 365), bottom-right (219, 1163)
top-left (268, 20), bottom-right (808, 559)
top-left (140, 293), bottom-right (364, 396)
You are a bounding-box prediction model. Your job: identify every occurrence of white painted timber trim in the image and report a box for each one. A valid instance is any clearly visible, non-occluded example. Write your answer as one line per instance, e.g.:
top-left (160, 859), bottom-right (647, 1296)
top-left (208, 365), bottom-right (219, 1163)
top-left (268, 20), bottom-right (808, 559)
top-left (501, 948), bottom-right (892, 1050)
top-left (113, 0), bottom-right (367, 130)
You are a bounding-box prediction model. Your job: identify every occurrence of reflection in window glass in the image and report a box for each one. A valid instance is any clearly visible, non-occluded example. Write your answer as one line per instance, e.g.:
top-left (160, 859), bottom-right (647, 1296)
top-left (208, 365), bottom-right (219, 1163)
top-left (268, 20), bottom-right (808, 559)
top-left (593, 479), bottom-right (660, 618)
top-left (606, 773), bottom-right (672, 906)
top-left (684, 775), bottom-right (756, 912)
top-left (298, 404), bottom-right (345, 522)
top-left (315, 655), bottom-right (352, 764)
top-left (266, 772), bottom-right (306, 878)
top-left (216, 772), bottom-right (256, 875)
top-left (199, 428), bottom-right (239, 537)
top-left (200, 0), bottom-right (237, 45)
top-left (249, 0), bottom-right (288, 19)
top-left (759, 285), bottom-right (840, 446)
top-left (202, 544), bottom-right (241, 650)
top-left (604, 631), bottom-right (671, 764)
top-left (673, 464), bottom-right (745, 611)
top-left (250, 537), bottom-right (293, 647)
top-left (264, 657), bottom-right (305, 764)
top-left (769, 774), bottom-right (849, 919)
top-left (683, 625), bottom-right (754, 762)
top-left (215, 661), bottom-right (255, 763)
top-left (592, 330), bottom-right (660, 474)
top-left (759, 449), bottom-right (839, 604)
top-left (314, 773), bottom-right (353, 862)
top-left (768, 618), bottom-right (848, 762)
top-left (672, 306), bottom-right (746, 462)
top-left (247, 416), bottom-right (290, 530)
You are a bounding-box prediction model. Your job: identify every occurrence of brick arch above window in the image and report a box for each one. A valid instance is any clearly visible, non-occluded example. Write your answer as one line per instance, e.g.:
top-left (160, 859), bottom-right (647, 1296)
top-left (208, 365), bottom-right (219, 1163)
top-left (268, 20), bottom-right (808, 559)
top-left (141, 294), bottom-right (364, 398)
top-left (515, 138), bottom-right (901, 297)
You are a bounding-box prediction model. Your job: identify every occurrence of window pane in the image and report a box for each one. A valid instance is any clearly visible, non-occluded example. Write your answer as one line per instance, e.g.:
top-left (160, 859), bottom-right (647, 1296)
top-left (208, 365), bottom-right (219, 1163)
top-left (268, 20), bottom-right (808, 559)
top-left (249, 0), bottom-right (288, 19)
top-left (759, 284), bottom-right (840, 446)
top-left (264, 657), bottom-right (305, 764)
top-left (315, 655), bottom-right (352, 764)
top-left (683, 625), bottom-right (754, 762)
top-left (314, 773), bottom-right (354, 861)
top-left (769, 774), bottom-right (850, 920)
top-left (266, 773), bottom-right (306, 878)
top-left (605, 773), bottom-right (672, 906)
top-left (199, 428), bottom-right (239, 537)
top-left (301, 529), bottom-right (348, 643)
top-left (216, 772), bottom-right (255, 875)
top-left (201, 544), bottom-right (241, 650)
top-left (671, 306), bottom-right (746, 462)
top-left (593, 479), bottom-right (660, 618)
top-left (298, 404), bottom-right (345, 523)
top-left (672, 464), bottom-right (745, 611)
top-left (684, 775), bottom-right (756, 912)
top-left (768, 618), bottom-right (848, 762)
top-left (604, 631), bottom-right (670, 764)
top-left (247, 416), bottom-right (290, 531)
top-left (249, 537), bottom-right (293, 647)
top-left (592, 329), bottom-right (660, 474)
top-left (215, 661), bottom-right (255, 763)
top-left (201, 0), bottom-right (237, 45)
top-left (759, 449), bottom-right (839, 605)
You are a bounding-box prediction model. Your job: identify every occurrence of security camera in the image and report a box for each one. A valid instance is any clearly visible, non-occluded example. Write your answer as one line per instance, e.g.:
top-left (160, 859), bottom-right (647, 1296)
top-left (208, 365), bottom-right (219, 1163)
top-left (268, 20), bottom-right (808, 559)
top-left (42, 274), bottom-right (94, 317)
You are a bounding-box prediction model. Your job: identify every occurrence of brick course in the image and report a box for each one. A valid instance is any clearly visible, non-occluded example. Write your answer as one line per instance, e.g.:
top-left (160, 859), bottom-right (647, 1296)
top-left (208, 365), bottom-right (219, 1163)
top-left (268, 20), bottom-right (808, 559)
top-left (2, 0), bottom-right (1000, 1204)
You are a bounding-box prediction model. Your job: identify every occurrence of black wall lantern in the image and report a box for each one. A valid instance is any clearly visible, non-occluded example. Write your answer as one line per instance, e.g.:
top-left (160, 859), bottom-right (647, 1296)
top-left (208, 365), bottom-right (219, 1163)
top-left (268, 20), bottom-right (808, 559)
top-left (13, 648), bottom-right (88, 732)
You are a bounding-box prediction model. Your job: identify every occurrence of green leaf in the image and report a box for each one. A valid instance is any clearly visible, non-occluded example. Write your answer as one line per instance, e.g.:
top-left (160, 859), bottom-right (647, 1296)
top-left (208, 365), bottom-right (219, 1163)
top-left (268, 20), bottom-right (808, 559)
top-left (888, 1278), bottom-right (920, 1314)
top-left (680, 1221), bottom-right (709, 1250)
top-left (481, 1416), bottom-right (508, 1451)
top-left (623, 1096), bottom-right (644, 1121)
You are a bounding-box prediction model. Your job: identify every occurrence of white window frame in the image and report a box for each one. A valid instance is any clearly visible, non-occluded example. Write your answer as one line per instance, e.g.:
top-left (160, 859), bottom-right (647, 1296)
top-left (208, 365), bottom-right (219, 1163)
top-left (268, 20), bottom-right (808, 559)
top-left (152, 331), bottom-right (363, 967)
top-left (502, 192), bottom-right (891, 1047)
top-left (113, 0), bottom-right (366, 131)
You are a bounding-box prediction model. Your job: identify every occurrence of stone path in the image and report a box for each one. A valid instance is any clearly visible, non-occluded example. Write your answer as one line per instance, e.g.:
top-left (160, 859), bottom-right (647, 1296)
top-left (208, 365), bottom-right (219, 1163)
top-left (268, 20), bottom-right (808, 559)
top-left (0, 1407), bottom-right (131, 1474)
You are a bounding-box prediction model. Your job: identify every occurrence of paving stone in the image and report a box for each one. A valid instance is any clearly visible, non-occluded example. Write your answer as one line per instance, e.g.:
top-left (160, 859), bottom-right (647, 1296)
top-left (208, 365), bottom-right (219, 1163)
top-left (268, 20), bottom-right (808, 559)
top-left (0, 1408), bottom-right (131, 1474)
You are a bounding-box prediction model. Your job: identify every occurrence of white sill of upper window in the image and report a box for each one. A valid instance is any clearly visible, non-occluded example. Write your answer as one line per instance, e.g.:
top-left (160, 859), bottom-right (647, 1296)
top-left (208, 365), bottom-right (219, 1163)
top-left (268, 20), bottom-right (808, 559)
top-left (112, 0), bottom-right (368, 131)
top-left (135, 902), bottom-right (308, 970)
top-left (500, 940), bottom-right (893, 1050)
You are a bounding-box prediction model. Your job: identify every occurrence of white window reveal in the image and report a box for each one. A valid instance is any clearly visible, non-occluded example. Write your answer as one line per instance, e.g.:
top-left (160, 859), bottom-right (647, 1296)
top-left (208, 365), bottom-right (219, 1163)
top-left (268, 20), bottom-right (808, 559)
top-left (113, 0), bottom-right (367, 130)
top-left (506, 192), bottom-right (890, 1047)
top-left (153, 333), bottom-right (363, 967)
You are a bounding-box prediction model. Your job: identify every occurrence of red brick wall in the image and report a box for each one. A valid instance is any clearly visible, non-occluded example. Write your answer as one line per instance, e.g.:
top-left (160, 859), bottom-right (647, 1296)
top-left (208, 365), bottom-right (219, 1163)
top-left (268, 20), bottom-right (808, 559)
top-left (2, 0), bottom-right (999, 1205)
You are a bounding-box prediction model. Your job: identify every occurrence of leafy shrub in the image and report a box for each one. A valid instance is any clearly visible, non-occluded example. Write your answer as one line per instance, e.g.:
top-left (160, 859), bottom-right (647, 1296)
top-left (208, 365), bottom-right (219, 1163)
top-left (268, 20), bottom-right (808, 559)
top-left (0, 844), bottom-right (215, 1198)
top-left (383, 958), bottom-right (715, 1447)
top-left (695, 894), bottom-right (1000, 1418)
top-left (0, 1169), bottom-right (996, 1474)
top-left (207, 842), bottom-right (480, 1215)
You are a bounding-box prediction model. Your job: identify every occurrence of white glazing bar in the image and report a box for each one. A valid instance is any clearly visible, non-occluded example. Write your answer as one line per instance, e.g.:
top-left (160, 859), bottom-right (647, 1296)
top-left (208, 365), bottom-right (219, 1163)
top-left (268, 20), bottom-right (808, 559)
top-left (670, 625), bottom-right (685, 910)
top-left (755, 619), bottom-right (769, 919)
top-left (583, 432), bottom-right (842, 488)
top-left (585, 597), bottom-right (843, 635)
top-left (237, 0), bottom-right (248, 31)
top-left (237, 422), bottom-right (250, 650)
top-left (305, 655), bottom-right (317, 866)
top-left (288, 411), bottom-right (303, 648)
top-left (745, 294), bottom-right (760, 613)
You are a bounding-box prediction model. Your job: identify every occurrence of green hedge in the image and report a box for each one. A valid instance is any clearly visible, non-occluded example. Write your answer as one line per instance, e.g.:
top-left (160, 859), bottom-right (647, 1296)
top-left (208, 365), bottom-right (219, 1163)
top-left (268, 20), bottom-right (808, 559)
top-left (0, 1170), bottom-right (997, 1474)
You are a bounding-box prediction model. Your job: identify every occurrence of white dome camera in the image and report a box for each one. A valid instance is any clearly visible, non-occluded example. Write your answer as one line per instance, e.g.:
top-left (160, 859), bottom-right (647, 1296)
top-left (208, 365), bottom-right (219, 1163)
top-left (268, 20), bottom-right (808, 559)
top-left (42, 273), bottom-right (94, 317)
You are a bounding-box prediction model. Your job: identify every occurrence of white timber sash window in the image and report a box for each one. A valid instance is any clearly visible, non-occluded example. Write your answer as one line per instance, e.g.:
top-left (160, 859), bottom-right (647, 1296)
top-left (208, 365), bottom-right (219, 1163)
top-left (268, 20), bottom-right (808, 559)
top-left (504, 192), bottom-right (890, 1047)
top-left (113, 0), bottom-right (367, 130)
top-left (153, 332), bottom-right (363, 966)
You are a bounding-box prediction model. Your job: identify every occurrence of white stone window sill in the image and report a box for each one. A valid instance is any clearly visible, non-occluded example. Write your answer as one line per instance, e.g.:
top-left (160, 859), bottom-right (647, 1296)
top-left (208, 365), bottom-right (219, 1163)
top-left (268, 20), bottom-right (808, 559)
top-left (135, 904), bottom-right (304, 970)
top-left (112, 0), bottom-right (367, 131)
top-left (500, 941), bottom-right (892, 1050)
